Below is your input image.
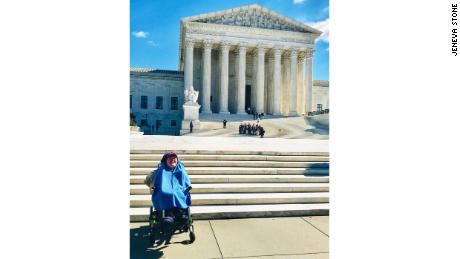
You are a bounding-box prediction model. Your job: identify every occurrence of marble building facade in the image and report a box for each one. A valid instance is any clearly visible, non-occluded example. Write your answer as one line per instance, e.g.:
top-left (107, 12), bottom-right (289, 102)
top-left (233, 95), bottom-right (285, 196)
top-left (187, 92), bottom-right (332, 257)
top-left (312, 80), bottom-right (329, 112)
top-left (130, 69), bottom-right (184, 135)
top-left (179, 4), bottom-right (322, 116)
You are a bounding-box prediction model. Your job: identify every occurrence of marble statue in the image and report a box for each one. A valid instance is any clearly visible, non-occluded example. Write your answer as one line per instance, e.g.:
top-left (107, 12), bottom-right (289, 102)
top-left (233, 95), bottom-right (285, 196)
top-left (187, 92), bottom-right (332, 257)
top-left (184, 87), bottom-right (199, 103)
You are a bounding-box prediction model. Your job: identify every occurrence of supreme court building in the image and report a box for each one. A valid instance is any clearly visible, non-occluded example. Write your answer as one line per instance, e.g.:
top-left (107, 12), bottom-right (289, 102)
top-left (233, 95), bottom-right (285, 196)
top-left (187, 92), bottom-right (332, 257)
top-left (179, 4), bottom-right (321, 116)
top-left (130, 4), bottom-right (328, 134)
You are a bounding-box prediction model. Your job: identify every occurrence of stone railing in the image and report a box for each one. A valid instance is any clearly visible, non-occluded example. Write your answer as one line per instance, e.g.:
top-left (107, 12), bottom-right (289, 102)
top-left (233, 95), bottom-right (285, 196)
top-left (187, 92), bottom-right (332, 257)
top-left (307, 109), bottom-right (329, 116)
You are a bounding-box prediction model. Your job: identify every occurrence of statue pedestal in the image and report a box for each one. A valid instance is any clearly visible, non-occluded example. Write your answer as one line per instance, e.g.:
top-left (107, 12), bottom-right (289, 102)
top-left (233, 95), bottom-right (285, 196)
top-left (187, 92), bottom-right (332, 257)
top-left (180, 102), bottom-right (201, 135)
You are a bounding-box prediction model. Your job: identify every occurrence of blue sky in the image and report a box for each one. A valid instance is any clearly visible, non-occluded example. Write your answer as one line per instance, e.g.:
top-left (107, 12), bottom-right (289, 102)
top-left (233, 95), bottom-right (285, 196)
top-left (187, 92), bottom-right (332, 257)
top-left (131, 0), bottom-right (329, 80)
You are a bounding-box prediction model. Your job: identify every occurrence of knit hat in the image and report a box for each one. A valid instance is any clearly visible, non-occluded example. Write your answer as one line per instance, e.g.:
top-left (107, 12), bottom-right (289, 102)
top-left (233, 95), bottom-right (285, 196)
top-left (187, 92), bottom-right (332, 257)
top-left (161, 152), bottom-right (178, 163)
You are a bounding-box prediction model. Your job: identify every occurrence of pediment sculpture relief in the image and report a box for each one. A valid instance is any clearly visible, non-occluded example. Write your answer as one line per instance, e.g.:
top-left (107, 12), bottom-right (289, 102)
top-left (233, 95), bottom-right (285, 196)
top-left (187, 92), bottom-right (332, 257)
top-left (194, 9), bottom-right (308, 33)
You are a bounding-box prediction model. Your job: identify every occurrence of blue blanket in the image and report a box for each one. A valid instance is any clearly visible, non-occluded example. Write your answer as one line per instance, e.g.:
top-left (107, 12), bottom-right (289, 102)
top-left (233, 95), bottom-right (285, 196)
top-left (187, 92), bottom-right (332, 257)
top-left (151, 160), bottom-right (191, 211)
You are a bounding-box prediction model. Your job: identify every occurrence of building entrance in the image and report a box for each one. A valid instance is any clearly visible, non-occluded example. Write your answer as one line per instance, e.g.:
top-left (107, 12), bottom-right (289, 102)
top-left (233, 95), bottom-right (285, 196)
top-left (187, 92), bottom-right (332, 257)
top-left (245, 85), bottom-right (251, 111)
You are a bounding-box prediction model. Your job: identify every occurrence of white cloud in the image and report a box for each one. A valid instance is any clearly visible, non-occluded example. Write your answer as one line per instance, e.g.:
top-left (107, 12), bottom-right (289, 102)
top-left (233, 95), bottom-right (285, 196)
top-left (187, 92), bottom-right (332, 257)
top-left (306, 18), bottom-right (329, 43)
top-left (293, 0), bottom-right (305, 4)
top-left (132, 31), bottom-right (148, 38)
top-left (147, 41), bottom-right (158, 47)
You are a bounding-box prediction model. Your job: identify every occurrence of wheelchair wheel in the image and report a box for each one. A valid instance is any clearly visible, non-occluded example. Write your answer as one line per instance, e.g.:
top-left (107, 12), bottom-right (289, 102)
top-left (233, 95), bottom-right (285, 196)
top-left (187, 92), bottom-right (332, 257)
top-left (149, 231), bottom-right (156, 247)
top-left (149, 220), bottom-right (159, 247)
top-left (189, 224), bottom-right (196, 243)
top-left (189, 231), bottom-right (195, 243)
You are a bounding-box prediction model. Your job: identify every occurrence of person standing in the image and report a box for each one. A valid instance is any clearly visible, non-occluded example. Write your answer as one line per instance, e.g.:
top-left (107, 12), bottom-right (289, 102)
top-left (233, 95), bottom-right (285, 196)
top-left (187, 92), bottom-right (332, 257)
top-left (190, 121), bottom-right (193, 133)
top-left (223, 119), bottom-right (227, 128)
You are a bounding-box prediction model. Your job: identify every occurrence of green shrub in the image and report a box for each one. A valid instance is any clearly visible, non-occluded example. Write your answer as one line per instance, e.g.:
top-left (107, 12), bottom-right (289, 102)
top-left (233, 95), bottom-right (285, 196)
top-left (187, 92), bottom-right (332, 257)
top-left (130, 117), bottom-right (136, 126)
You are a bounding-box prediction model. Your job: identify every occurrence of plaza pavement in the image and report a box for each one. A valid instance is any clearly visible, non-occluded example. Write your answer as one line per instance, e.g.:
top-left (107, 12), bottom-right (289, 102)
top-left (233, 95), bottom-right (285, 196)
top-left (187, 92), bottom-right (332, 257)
top-left (187, 115), bottom-right (328, 139)
top-left (130, 135), bottom-right (328, 154)
top-left (130, 216), bottom-right (329, 259)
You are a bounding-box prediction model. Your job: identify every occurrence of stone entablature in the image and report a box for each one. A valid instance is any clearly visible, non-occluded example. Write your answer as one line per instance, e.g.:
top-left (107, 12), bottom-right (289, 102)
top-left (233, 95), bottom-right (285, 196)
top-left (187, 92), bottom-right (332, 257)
top-left (130, 69), bottom-right (184, 82)
top-left (130, 68), bottom-right (156, 73)
top-left (130, 68), bottom-right (184, 74)
top-left (313, 80), bottom-right (329, 87)
top-left (185, 22), bottom-right (316, 47)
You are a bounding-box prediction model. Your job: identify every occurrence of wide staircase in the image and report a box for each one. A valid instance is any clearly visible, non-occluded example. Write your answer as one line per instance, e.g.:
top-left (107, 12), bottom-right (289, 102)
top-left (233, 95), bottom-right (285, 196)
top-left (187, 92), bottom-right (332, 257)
top-left (130, 149), bottom-right (329, 222)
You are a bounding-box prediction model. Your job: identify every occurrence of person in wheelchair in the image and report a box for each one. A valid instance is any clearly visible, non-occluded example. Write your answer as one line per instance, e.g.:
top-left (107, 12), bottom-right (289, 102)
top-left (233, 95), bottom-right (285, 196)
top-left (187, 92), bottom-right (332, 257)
top-left (144, 152), bottom-right (194, 245)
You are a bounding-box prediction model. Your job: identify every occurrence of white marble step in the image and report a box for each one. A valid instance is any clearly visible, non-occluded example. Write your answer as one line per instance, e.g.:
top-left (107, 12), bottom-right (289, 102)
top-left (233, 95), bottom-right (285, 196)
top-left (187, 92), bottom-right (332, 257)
top-left (130, 167), bottom-right (329, 175)
top-left (131, 149), bottom-right (328, 156)
top-left (130, 203), bottom-right (329, 221)
top-left (130, 192), bottom-right (329, 207)
top-left (130, 174), bottom-right (329, 184)
top-left (130, 160), bottom-right (329, 168)
top-left (130, 183), bottom-right (329, 195)
top-left (130, 131), bottom-right (143, 135)
top-left (130, 154), bottom-right (329, 162)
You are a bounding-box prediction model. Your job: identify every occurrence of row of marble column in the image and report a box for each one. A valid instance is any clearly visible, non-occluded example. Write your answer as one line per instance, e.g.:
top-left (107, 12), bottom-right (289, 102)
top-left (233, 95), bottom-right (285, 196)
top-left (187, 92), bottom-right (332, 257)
top-left (184, 39), bottom-right (314, 115)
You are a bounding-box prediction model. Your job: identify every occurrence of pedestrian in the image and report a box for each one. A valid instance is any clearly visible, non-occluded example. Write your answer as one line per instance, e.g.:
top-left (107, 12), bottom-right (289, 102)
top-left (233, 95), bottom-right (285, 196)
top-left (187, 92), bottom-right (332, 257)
top-left (223, 119), bottom-right (227, 128)
top-left (190, 121), bottom-right (193, 133)
top-left (260, 127), bottom-right (265, 138)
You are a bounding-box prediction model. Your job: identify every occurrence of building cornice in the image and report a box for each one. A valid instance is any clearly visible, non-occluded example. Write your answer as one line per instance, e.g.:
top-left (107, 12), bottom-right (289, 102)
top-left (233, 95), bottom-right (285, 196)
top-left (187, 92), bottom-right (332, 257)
top-left (181, 22), bottom-right (316, 55)
top-left (130, 68), bottom-right (184, 82)
top-left (313, 80), bottom-right (329, 87)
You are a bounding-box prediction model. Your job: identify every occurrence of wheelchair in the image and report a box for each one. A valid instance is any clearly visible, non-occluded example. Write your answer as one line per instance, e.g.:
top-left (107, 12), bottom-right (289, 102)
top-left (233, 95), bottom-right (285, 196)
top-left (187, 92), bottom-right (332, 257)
top-left (148, 187), bottom-right (196, 247)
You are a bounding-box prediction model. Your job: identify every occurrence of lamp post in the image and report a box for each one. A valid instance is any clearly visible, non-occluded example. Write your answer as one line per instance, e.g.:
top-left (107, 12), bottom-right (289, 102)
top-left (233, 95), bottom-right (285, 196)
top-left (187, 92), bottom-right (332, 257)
top-left (144, 113), bottom-right (148, 134)
top-left (146, 113), bottom-right (155, 135)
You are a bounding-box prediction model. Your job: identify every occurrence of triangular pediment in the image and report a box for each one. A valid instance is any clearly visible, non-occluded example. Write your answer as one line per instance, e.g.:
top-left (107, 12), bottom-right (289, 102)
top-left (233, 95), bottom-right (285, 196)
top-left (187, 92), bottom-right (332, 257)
top-left (182, 4), bottom-right (321, 35)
